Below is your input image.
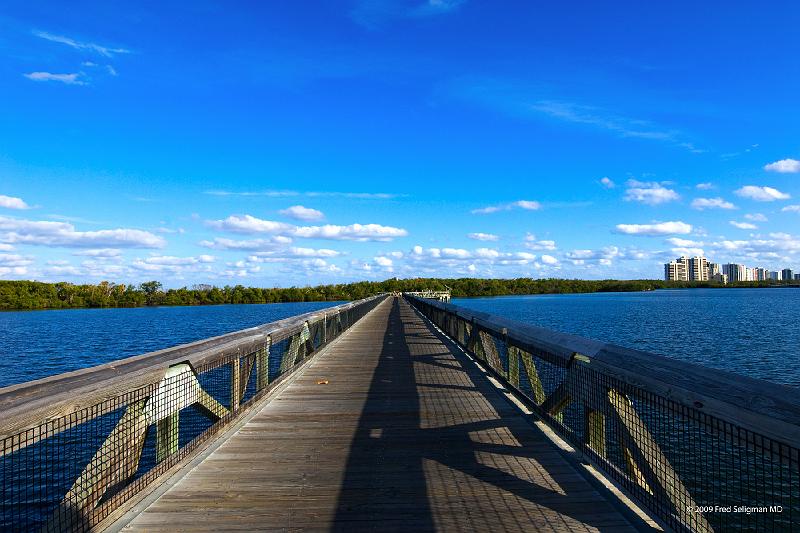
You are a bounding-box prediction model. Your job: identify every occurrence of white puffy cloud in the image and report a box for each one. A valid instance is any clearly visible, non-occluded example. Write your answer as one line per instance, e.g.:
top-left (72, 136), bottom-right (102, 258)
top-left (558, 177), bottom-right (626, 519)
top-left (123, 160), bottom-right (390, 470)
top-left (208, 215), bottom-right (294, 234)
top-left (764, 158), bottom-right (800, 173)
top-left (73, 248), bottom-right (122, 257)
top-left (408, 245), bottom-right (541, 269)
top-left (0, 253), bottom-right (34, 268)
top-left (599, 177), bottom-right (615, 189)
top-left (207, 214), bottom-right (407, 241)
top-left (659, 232), bottom-right (800, 267)
top-left (540, 254), bottom-right (559, 265)
top-left (374, 256), bottom-right (393, 267)
top-left (615, 221), bottom-right (692, 236)
top-left (0, 195), bottom-right (30, 210)
top-left (730, 221), bottom-right (757, 230)
top-left (0, 216), bottom-right (165, 248)
top-left (140, 255), bottom-right (215, 266)
top-left (467, 232), bottom-right (499, 241)
top-left (735, 186), bottom-right (791, 202)
top-left (130, 255), bottom-right (216, 276)
top-left (292, 223), bottom-right (407, 241)
top-left (471, 200), bottom-right (541, 214)
top-left (782, 205), bottom-right (800, 213)
top-left (691, 197), bottom-right (736, 210)
top-left (696, 182), bottom-right (715, 190)
top-left (666, 237), bottom-right (704, 248)
top-left (565, 247), bottom-right (621, 266)
top-left (279, 205), bottom-right (324, 221)
top-left (744, 213), bottom-right (768, 222)
top-left (524, 234), bottom-right (556, 250)
top-left (199, 236), bottom-right (293, 251)
top-left (623, 180), bottom-right (679, 205)
top-left (249, 247), bottom-right (341, 260)
top-left (300, 258), bottom-right (341, 273)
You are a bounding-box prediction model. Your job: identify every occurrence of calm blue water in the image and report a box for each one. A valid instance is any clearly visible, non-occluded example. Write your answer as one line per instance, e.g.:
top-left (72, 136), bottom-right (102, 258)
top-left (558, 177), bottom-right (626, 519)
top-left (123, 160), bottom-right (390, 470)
top-left (454, 288), bottom-right (800, 387)
top-left (0, 301), bottom-right (341, 388)
top-left (1, 289), bottom-right (798, 389)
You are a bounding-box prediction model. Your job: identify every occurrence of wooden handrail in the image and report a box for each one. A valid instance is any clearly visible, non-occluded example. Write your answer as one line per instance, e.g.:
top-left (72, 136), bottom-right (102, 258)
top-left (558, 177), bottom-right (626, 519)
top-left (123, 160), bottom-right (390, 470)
top-left (407, 296), bottom-right (800, 445)
top-left (0, 295), bottom-right (385, 441)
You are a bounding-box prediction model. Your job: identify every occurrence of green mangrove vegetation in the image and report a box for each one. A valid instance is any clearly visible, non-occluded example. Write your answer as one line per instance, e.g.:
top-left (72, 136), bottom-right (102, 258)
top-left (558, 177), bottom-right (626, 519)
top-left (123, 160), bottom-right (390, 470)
top-left (0, 277), bottom-right (794, 311)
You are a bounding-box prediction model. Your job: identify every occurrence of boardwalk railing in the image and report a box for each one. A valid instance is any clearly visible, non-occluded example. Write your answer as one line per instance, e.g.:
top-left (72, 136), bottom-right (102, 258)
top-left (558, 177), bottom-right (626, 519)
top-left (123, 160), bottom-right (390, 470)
top-left (0, 294), bottom-right (387, 532)
top-left (406, 295), bottom-right (800, 533)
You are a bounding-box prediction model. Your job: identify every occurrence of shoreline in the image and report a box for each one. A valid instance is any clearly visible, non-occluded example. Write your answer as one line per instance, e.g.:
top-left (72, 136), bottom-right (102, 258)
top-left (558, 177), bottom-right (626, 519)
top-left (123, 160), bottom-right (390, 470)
top-left (2, 279), bottom-right (798, 312)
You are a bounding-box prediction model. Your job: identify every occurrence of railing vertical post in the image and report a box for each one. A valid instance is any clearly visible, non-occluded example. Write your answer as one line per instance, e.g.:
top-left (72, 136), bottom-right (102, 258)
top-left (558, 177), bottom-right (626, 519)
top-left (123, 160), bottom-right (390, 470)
top-left (508, 345), bottom-right (520, 388)
top-left (583, 408), bottom-right (605, 457)
top-left (231, 351), bottom-right (241, 411)
top-left (257, 336), bottom-right (271, 391)
top-left (156, 412), bottom-right (179, 463)
top-left (501, 328), bottom-right (509, 379)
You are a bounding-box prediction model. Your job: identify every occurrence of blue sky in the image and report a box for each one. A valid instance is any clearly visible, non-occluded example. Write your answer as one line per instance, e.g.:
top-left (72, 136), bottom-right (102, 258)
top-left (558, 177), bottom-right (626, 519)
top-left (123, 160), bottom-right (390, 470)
top-left (1, 1), bottom-right (799, 287)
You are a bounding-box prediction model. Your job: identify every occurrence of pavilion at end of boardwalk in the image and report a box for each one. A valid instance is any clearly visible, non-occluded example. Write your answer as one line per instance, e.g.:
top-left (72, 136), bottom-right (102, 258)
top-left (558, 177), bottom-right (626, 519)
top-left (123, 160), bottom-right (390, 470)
top-left (1, 294), bottom-right (798, 532)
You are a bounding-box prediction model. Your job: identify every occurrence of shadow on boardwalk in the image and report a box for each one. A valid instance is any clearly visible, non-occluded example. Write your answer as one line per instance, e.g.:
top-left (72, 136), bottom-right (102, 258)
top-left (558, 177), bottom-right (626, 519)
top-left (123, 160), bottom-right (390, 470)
top-left (332, 298), bottom-right (637, 532)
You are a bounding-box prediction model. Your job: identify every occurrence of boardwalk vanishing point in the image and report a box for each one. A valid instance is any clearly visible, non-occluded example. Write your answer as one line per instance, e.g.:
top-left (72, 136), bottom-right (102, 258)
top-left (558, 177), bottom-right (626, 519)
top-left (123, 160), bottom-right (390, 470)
top-left (1, 294), bottom-right (798, 532)
top-left (115, 297), bottom-right (641, 531)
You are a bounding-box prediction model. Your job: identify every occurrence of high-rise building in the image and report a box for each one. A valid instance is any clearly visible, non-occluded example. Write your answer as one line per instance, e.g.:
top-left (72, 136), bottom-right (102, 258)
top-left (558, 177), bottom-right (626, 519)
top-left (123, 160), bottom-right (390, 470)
top-left (687, 256), bottom-right (709, 281)
top-left (782, 268), bottom-right (794, 281)
top-left (665, 257), bottom-right (689, 281)
top-left (708, 263), bottom-right (721, 277)
top-left (723, 263), bottom-right (747, 282)
top-left (770, 271), bottom-right (781, 281)
top-left (711, 272), bottom-right (728, 284)
top-left (795, 273), bottom-right (800, 281)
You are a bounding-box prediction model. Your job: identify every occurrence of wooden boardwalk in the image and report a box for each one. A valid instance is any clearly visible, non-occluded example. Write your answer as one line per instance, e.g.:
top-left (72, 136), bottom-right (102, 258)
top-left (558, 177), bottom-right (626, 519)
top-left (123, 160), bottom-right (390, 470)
top-left (116, 297), bottom-right (642, 532)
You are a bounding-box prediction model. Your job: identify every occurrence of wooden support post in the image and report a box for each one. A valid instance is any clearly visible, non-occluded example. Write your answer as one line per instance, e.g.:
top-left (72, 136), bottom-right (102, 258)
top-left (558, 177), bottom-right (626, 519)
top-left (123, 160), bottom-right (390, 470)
top-left (257, 337), bottom-right (271, 391)
top-left (281, 333), bottom-right (300, 376)
top-left (508, 345), bottom-right (521, 389)
top-left (230, 355), bottom-right (241, 412)
top-left (465, 322), bottom-right (483, 361)
top-left (479, 331), bottom-right (503, 373)
top-left (47, 399), bottom-right (149, 530)
top-left (519, 351), bottom-right (546, 405)
top-left (539, 382), bottom-right (571, 419)
top-left (239, 354), bottom-right (255, 400)
top-left (622, 446), bottom-right (652, 494)
top-left (607, 388), bottom-right (713, 532)
top-left (584, 408), bottom-right (605, 458)
top-left (303, 320), bottom-right (316, 358)
top-left (156, 411), bottom-right (179, 463)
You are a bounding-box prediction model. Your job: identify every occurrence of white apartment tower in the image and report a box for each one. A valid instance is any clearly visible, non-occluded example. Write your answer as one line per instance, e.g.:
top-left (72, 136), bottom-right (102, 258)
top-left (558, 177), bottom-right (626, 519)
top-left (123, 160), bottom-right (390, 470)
top-left (688, 256), bottom-right (709, 281)
top-left (664, 257), bottom-right (689, 281)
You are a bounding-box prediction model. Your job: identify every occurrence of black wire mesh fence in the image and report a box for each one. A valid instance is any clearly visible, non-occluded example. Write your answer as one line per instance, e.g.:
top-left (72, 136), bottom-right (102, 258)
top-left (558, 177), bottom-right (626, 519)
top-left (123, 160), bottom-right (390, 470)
top-left (408, 295), bottom-right (799, 533)
top-left (0, 295), bottom-right (385, 532)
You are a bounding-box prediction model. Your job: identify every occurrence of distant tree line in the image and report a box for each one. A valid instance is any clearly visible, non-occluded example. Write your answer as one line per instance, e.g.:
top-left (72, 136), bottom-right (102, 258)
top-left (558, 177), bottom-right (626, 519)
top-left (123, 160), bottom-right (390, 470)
top-left (0, 278), bottom-right (794, 311)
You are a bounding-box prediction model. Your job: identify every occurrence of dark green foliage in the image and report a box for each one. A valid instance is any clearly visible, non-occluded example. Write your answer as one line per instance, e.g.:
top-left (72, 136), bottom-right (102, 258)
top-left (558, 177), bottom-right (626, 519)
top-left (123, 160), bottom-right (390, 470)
top-left (0, 277), bottom-right (793, 311)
